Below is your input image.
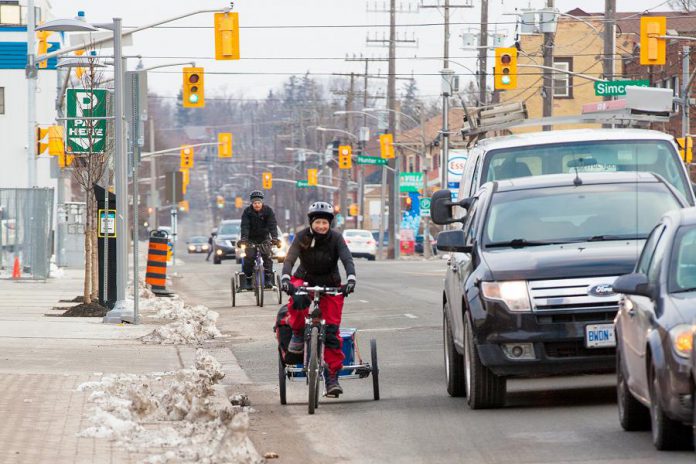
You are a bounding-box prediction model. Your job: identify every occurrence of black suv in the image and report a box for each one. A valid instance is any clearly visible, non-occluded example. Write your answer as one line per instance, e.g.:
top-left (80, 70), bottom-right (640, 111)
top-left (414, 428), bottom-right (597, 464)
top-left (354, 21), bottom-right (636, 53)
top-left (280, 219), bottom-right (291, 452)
top-left (431, 172), bottom-right (687, 409)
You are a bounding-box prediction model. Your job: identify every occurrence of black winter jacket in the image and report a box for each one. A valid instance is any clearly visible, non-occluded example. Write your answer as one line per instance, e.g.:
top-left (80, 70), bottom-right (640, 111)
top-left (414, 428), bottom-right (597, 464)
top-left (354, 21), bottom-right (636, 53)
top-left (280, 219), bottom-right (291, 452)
top-left (282, 227), bottom-right (356, 287)
top-left (240, 205), bottom-right (278, 243)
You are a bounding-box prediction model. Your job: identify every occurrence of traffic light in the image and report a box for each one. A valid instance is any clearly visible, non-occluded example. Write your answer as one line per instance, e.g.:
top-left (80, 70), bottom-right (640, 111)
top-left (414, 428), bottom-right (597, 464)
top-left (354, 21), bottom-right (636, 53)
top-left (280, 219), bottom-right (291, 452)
top-left (379, 133), bottom-right (394, 159)
top-left (36, 126), bottom-right (49, 156)
top-left (180, 145), bottom-right (194, 169)
top-left (180, 168), bottom-right (190, 194)
top-left (178, 200), bottom-right (189, 212)
top-left (494, 47), bottom-right (518, 90)
top-left (349, 204), bottom-right (359, 216)
top-left (36, 30), bottom-right (51, 68)
top-left (307, 168), bottom-right (318, 186)
top-left (47, 125), bottom-right (64, 156)
top-left (262, 171), bottom-right (273, 189)
top-left (677, 137), bottom-right (693, 163)
top-left (235, 196), bottom-right (243, 208)
top-left (74, 49), bottom-right (85, 79)
top-left (640, 16), bottom-right (666, 66)
top-left (216, 195), bottom-right (225, 209)
top-left (218, 132), bottom-right (233, 158)
top-left (58, 152), bottom-right (74, 168)
top-left (338, 145), bottom-right (352, 169)
top-left (214, 12), bottom-right (240, 60)
top-left (182, 67), bottom-right (205, 108)
top-left (405, 196), bottom-right (413, 210)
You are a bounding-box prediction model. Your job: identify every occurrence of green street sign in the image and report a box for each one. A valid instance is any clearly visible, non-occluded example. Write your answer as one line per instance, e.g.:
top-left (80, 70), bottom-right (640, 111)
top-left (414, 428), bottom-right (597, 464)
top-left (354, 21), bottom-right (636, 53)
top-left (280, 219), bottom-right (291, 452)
top-left (419, 197), bottom-right (431, 217)
top-left (66, 88), bottom-right (109, 154)
top-left (296, 180), bottom-right (312, 188)
top-left (594, 80), bottom-right (650, 97)
top-left (399, 172), bottom-right (423, 192)
top-left (357, 155), bottom-right (387, 166)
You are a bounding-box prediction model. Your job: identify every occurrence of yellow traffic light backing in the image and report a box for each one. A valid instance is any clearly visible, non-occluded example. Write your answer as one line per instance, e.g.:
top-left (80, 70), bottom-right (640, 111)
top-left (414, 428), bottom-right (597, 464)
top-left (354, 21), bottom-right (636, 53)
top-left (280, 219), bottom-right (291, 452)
top-left (640, 16), bottom-right (666, 66)
top-left (47, 125), bottom-right (64, 156)
top-left (180, 145), bottom-right (194, 169)
top-left (180, 168), bottom-right (190, 194)
top-left (379, 133), bottom-right (394, 159)
top-left (677, 137), bottom-right (693, 163)
top-left (235, 196), bottom-right (243, 208)
top-left (214, 12), bottom-right (240, 60)
top-left (218, 132), bottom-right (233, 158)
top-left (307, 168), bottom-right (318, 186)
top-left (339, 145), bottom-right (352, 169)
top-left (494, 47), bottom-right (518, 90)
top-left (182, 67), bottom-right (205, 108)
top-left (36, 30), bottom-right (52, 68)
top-left (262, 172), bottom-right (273, 189)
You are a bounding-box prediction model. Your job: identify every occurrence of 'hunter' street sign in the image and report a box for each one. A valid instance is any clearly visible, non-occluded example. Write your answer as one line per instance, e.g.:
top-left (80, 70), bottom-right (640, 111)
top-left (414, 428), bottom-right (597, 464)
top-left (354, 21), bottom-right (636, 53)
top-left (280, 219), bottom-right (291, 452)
top-left (66, 88), bottom-right (108, 154)
top-left (593, 80), bottom-right (650, 97)
top-left (357, 155), bottom-right (387, 166)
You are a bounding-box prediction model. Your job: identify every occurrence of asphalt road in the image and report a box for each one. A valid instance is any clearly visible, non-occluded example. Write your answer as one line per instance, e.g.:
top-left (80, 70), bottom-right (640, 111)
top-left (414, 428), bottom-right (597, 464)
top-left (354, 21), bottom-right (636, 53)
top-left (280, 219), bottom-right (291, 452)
top-left (173, 254), bottom-right (693, 464)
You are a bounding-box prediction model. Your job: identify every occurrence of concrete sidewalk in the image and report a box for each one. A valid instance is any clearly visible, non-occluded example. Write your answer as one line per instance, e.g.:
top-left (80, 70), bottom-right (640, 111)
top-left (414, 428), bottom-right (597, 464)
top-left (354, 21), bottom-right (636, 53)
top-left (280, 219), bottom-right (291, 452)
top-left (0, 269), bottom-right (247, 464)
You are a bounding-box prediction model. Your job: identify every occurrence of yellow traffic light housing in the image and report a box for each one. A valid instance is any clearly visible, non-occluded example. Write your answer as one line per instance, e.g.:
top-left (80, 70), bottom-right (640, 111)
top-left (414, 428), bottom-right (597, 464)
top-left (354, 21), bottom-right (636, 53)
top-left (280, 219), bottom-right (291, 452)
top-left (640, 16), bottom-right (666, 66)
top-left (235, 196), bottom-right (243, 209)
top-left (36, 30), bottom-right (52, 68)
top-left (677, 136), bottom-right (693, 163)
top-left (180, 145), bottom-right (194, 169)
top-left (182, 67), bottom-right (205, 108)
top-left (307, 168), bottom-right (318, 186)
top-left (218, 132), bottom-right (233, 158)
top-left (36, 126), bottom-right (49, 156)
top-left (214, 12), bottom-right (240, 60)
top-left (180, 168), bottom-right (190, 194)
top-left (379, 133), bottom-right (394, 159)
top-left (47, 125), bottom-right (64, 156)
top-left (494, 47), bottom-right (518, 90)
top-left (178, 200), bottom-right (189, 212)
top-left (216, 195), bottom-right (225, 209)
top-left (349, 204), bottom-right (359, 216)
top-left (262, 172), bottom-right (273, 189)
top-left (339, 145), bottom-right (352, 169)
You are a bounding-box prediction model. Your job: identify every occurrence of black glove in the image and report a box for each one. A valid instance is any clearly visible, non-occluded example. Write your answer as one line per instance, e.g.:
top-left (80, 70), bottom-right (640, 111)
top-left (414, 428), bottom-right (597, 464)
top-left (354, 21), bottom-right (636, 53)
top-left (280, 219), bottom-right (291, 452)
top-left (292, 293), bottom-right (311, 310)
top-left (272, 238), bottom-right (282, 248)
top-left (342, 277), bottom-right (356, 297)
top-left (281, 277), bottom-right (295, 296)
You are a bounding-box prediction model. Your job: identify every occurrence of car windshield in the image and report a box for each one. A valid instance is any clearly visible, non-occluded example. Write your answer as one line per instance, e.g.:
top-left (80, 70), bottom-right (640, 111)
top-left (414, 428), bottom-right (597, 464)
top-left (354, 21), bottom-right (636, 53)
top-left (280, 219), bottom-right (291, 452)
top-left (189, 236), bottom-right (206, 243)
top-left (483, 140), bottom-right (691, 202)
top-left (484, 183), bottom-right (681, 247)
top-left (219, 223), bottom-right (241, 235)
top-left (345, 230), bottom-right (372, 238)
top-left (669, 226), bottom-right (696, 293)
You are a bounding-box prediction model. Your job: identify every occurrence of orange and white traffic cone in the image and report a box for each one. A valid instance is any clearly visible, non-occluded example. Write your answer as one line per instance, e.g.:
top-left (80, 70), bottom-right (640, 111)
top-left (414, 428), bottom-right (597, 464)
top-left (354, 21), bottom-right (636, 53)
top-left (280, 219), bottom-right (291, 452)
top-left (12, 256), bottom-right (21, 279)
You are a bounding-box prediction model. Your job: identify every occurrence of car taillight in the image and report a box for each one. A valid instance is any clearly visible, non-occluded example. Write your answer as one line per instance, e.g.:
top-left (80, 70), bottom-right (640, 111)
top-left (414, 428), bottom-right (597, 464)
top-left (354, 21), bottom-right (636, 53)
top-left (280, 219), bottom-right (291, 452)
top-left (367, 240), bottom-right (375, 245)
top-left (345, 239), bottom-right (351, 244)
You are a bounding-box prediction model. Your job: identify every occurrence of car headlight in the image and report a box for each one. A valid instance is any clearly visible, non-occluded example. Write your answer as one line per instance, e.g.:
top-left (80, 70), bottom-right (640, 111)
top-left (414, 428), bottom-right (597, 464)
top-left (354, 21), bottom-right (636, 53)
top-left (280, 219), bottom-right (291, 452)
top-left (188, 245), bottom-right (195, 251)
top-left (481, 281), bottom-right (531, 312)
top-left (669, 324), bottom-right (695, 358)
top-left (202, 244), bottom-right (209, 251)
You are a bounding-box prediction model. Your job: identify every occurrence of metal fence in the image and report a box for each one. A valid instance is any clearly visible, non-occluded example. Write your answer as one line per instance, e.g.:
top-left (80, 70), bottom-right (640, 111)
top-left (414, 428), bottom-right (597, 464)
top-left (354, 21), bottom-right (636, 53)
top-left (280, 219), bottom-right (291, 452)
top-left (0, 188), bottom-right (54, 279)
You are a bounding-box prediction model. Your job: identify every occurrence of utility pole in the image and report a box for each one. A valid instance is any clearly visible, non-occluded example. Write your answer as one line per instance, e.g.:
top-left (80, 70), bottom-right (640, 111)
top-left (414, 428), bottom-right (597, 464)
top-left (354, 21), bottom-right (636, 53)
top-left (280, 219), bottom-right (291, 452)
top-left (602, 0), bottom-right (616, 102)
top-left (479, 0), bottom-right (488, 104)
top-left (387, 0), bottom-right (398, 259)
top-left (340, 73), bottom-right (355, 230)
top-left (542, 0), bottom-right (555, 131)
top-left (683, 46), bottom-right (691, 138)
top-left (149, 118), bottom-right (158, 229)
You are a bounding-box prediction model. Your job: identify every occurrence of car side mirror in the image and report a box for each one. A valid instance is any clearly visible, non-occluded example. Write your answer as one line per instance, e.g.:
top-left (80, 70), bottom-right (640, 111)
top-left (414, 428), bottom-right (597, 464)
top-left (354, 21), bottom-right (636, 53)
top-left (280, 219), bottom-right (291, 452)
top-left (613, 273), bottom-right (652, 298)
top-left (430, 189), bottom-right (473, 225)
top-left (436, 230), bottom-right (472, 253)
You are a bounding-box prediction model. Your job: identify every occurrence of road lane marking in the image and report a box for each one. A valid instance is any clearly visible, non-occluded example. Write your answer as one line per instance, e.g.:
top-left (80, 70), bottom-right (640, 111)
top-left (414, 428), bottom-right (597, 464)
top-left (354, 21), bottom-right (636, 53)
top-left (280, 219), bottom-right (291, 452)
top-left (404, 313), bottom-right (418, 319)
top-left (360, 325), bottom-right (438, 333)
top-left (359, 299), bottom-right (369, 303)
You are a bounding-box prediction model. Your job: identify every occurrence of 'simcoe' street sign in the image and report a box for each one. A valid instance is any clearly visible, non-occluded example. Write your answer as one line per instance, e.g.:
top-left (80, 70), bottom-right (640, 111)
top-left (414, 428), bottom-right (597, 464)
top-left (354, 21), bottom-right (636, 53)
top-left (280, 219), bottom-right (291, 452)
top-left (67, 88), bottom-right (108, 154)
top-left (593, 80), bottom-right (650, 97)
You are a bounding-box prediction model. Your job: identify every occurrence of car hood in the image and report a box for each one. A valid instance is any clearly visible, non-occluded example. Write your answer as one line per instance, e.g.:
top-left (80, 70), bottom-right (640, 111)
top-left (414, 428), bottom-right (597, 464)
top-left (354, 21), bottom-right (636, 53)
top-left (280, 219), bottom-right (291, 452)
top-left (482, 240), bottom-right (643, 281)
top-left (216, 234), bottom-right (239, 241)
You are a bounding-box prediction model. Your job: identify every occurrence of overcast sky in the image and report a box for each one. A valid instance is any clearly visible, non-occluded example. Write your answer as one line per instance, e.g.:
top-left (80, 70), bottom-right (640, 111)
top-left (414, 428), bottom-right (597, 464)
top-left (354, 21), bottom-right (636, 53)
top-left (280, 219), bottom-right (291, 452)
top-left (48, 0), bottom-right (680, 103)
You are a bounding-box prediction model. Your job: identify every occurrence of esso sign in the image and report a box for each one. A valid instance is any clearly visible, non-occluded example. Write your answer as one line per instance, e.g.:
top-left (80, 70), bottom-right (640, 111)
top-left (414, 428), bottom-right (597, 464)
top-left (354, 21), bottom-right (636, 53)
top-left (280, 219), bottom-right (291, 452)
top-left (447, 156), bottom-right (467, 176)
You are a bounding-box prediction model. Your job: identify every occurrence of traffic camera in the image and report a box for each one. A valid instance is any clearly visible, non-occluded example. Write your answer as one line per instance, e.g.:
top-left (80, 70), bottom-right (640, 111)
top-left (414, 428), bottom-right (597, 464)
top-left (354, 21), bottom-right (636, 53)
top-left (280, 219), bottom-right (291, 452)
top-left (494, 47), bottom-right (517, 90)
top-left (182, 67), bottom-right (205, 108)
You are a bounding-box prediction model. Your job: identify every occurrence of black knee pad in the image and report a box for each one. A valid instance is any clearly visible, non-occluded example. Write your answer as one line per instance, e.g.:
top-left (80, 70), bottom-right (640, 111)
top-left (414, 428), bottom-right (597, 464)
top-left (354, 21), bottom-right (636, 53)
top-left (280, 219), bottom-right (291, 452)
top-left (325, 324), bottom-right (340, 349)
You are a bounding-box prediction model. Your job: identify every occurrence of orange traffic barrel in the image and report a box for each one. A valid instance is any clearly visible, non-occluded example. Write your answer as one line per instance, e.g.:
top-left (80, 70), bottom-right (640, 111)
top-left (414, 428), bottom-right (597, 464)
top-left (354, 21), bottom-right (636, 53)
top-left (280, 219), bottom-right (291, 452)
top-left (145, 230), bottom-right (173, 296)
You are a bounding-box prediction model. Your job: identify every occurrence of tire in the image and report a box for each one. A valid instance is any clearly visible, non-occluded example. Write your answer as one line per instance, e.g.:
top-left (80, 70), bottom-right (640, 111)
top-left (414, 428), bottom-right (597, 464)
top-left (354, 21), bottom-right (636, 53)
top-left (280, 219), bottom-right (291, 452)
top-left (278, 352), bottom-right (287, 405)
top-left (213, 255), bottom-right (221, 265)
top-left (616, 347), bottom-right (649, 431)
top-left (231, 277), bottom-right (237, 307)
top-left (371, 338), bottom-right (380, 401)
top-left (276, 274), bottom-right (283, 304)
top-left (649, 365), bottom-right (692, 450)
top-left (463, 315), bottom-right (506, 409)
top-left (256, 270), bottom-right (264, 307)
top-left (444, 308), bottom-right (466, 397)
top-left (308, 327), bottom-right (319, 415)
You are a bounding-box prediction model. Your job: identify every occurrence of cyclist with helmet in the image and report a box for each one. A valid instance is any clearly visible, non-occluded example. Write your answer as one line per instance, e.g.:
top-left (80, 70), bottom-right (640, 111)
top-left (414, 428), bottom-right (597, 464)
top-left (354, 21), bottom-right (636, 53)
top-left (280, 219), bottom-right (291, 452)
top-left (239, 191), bottom-right (280, 290)
top-left (280, 202), bottom-right (356, 397)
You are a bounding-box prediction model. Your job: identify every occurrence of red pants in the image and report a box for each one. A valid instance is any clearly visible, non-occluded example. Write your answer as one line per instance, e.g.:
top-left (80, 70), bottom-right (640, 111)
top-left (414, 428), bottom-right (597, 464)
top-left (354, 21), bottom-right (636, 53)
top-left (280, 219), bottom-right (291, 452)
top-left (287, 277), bottom-right (345, 375)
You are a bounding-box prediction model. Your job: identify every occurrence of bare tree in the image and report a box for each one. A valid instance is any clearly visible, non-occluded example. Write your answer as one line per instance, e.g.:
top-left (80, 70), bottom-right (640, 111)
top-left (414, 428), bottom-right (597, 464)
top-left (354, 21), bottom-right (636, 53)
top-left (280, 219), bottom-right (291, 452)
top-left (669, 0), bottom-right (696, 11)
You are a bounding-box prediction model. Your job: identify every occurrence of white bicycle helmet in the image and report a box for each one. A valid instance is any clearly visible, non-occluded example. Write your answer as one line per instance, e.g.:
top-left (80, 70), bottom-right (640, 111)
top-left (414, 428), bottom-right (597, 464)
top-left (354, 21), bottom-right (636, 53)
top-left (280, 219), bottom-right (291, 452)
top-left (307, 201), bottom-right (335, 223)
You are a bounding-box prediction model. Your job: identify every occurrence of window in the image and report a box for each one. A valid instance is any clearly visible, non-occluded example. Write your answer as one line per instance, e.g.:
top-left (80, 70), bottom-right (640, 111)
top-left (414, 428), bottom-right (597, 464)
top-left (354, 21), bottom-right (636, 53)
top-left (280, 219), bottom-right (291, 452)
top-left (0, 3), bottom-right (40, 25)
top-left (553, 58), bottom-right (573, 99)
top-left (0, 88), bottom-right (4, 115)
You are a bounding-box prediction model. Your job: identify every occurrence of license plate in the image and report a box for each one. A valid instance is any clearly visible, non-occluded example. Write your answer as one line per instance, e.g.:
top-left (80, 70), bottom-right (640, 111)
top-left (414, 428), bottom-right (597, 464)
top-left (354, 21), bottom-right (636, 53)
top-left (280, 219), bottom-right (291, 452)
top-left (585, 323), bottom-right (616, 348)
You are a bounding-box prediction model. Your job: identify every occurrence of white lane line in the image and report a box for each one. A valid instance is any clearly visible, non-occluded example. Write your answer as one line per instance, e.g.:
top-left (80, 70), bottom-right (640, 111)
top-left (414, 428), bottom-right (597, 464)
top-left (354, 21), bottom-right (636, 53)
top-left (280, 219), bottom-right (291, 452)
top-left (404, 313), bottom-right (418, 319)
top-left (359, 299), bottom-right (369, 303)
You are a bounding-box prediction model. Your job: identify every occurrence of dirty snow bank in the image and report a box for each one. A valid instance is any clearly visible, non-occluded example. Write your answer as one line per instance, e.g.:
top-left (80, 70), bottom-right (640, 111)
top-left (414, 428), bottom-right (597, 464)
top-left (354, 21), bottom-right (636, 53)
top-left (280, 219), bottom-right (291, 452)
top-left (78, 349), bottom-right (262, 464)
top-left (139, 301), bottom-right (222, 345)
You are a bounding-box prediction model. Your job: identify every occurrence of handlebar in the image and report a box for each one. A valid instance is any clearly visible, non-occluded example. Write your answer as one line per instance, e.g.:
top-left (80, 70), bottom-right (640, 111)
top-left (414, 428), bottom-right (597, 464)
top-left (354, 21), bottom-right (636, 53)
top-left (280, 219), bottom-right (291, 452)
top-left (295, 285), bottom-right (343, 296)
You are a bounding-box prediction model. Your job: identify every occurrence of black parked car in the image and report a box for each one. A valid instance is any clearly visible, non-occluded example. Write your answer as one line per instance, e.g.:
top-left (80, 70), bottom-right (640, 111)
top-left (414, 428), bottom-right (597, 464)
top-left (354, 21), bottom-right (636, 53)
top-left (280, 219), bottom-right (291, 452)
top-left (613, 207), bottom-right (696, 450)
top-left (432, 172), bottom-right (686, 409)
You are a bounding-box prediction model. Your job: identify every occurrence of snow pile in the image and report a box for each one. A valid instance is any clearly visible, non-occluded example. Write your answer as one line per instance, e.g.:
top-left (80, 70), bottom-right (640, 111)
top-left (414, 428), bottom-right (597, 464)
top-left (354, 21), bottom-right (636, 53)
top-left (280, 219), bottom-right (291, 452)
top-left (140, 302), bottom-right (221, 345)
top-left (128, 278), bottom-right (156, 299)
top-left (49, 262), bottom-right (65, 278)
top-left (78, 350), bottom-right (262, 464)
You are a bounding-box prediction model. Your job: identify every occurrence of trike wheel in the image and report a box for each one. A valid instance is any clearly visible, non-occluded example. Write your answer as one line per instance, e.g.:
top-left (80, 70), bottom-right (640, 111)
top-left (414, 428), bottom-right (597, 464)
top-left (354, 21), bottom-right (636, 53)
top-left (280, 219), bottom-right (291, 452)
top-left (371, 338), bottom-right (380, 401)
top-left (278, 351), bottom-right (287, 405)
top-left (231, 277), bottom-right (236, 307)
top-left (276, 273), bottom-right (283, 304)
top-left (308, 327), bottom-right (319, 415)
top-left (256, 270), bottom-right (264, 307)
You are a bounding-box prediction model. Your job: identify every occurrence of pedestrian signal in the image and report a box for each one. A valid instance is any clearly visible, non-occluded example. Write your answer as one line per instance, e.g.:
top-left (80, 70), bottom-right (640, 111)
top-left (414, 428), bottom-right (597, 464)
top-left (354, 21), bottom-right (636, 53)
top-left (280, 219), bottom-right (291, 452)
top-left (182, 67), bottom-right (205, 108)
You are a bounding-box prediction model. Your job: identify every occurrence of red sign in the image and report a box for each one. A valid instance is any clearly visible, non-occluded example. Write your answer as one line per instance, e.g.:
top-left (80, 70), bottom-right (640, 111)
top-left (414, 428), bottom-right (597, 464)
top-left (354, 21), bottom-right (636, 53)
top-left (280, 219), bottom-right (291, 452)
top-left (582, 99), bottom-right (627, 114)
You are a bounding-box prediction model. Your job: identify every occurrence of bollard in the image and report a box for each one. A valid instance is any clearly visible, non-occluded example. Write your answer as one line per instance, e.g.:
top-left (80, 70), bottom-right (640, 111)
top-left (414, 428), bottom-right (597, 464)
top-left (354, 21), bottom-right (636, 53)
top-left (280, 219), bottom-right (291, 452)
top-left (145, 230), bottom-right (174, 297)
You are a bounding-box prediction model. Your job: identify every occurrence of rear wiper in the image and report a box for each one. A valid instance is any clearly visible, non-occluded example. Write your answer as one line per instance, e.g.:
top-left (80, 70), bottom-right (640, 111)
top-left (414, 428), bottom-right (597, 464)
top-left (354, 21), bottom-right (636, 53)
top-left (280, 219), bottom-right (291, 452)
top-left (587, 235), bottom-right (646, 242)
top-left (486, 239), bottom-right (562, 249)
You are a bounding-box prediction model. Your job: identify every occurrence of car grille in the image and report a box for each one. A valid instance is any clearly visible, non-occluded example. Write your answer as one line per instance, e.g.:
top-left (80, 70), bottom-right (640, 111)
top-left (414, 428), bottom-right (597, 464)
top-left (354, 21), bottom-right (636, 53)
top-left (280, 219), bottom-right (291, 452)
top-left (536, 310), bottom-right (617, 324)
top-left (529, 276), bottom-right (620, 313)
top-left (544, 341), bottom-right (615, 358)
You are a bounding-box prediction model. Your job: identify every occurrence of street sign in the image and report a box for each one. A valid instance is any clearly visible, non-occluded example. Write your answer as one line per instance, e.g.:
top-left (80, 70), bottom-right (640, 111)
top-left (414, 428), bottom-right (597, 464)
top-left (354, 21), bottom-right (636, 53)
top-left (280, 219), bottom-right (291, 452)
top-left (66, 88), bottom-right (108, 154)
top-left (97, 209), bottom-right (116, 238)
top-left (419, 197), bottom-right (431, 218)
top-left (399, 172), bottom-right (423, 192)
top-left (296, 180), bottom-right (313, 188)
top-left (357, 155), bottom-right (387, 166)
top-left (593, 80), bottom-right (650, 97)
